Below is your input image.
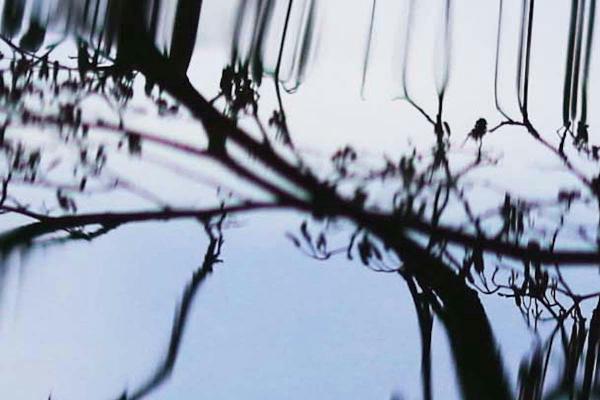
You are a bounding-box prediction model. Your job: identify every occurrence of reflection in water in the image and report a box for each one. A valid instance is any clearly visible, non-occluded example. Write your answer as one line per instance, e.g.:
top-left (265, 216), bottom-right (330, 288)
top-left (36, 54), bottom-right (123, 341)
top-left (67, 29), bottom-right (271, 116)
top-left (0, 0), bottom-right (206, 75)
top-left (0, 0), bottom-right (600, 399)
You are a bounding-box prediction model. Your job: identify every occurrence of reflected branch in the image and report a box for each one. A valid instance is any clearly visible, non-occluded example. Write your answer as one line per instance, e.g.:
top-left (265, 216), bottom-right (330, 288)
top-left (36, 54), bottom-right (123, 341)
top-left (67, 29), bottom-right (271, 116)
top-left (2, 1), bottom-right (600, 397)
top-left (0, 203), bottom-right (272, 259)
top-left (117, 214), bottom-right (225, 400)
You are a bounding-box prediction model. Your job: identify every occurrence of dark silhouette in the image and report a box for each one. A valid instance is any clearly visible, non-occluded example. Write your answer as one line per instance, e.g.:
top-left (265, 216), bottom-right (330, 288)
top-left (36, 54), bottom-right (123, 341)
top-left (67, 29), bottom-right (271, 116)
top-left (0, 1), bottom-right (599, 399)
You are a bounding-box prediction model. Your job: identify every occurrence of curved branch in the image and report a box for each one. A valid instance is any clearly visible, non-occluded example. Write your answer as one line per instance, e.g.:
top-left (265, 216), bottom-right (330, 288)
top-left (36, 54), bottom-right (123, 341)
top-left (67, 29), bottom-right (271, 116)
top-left (0, 203), bottom-right (275, 257)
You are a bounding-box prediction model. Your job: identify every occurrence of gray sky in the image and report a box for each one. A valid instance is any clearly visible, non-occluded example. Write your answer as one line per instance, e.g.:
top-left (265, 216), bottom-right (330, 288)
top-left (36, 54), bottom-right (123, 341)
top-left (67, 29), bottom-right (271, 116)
top-left (0, 1), bottom-right (598, 399)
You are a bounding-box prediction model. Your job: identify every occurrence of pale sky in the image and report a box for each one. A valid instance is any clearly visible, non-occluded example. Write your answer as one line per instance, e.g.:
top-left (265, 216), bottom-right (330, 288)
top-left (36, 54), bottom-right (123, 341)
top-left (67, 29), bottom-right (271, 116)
top-left (0, 1), bottom-right (598, 399)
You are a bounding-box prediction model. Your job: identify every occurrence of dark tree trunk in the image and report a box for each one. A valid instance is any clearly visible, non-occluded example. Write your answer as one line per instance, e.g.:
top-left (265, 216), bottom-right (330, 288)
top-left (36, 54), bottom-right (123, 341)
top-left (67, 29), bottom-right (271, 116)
top-left (170, 0), bottom-right (203, 76)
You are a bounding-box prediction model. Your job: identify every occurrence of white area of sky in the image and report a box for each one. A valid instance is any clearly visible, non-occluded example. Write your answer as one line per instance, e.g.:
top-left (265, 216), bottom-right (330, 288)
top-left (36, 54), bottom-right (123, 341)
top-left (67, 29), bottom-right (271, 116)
top-left (0, 0), bottom-right (598, 399)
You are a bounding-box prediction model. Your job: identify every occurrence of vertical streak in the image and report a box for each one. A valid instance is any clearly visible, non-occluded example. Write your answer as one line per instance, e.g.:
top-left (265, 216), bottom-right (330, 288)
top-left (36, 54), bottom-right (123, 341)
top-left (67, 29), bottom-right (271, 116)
top-left (231, 0), bottom-right (249, 64)
top-left (170, 0), bottom-right (204, 76)
top-left (437, 0), bottom-right (452, 98)
top-left (149, 0), bottom-right (161, 43)
top-left (522, 0), bottom-right (535, 120)
top-left (516, 0), bottom-right (527, 112)
top-left (563, 0), bottom-right (579, 128)
top-left (1, 0), bottom-right (26, 38)
top-left (250, 0), bottom-right (275, 85)
top-left (494, 0), bottom-right (512, 121)
top-left (361, 0), bottom-right (377, 99)
top-left (275, 0), bottom-right (294, 83)
top-left (296, 0), bottom-right (316, 85)
top-left (581, 0), bottom-right (596, 124)
top-left (247, 0), bottom-right (265, 66)
top-left (581, 301), bottom-right (600, 400)
top-left (570, 0), bottom-right (586, 123)
top-left (83, 0), bottom-right (91, 24)
top-left (273, 0), bottom-right (294, 145)
top-left (401, 0), bottom-right (415, 99)
top-left (403, 275), bottom-right (433, 400)
top-left (88, 0), bottom-right (101, 43)
top-left (284, 0), bottom-right (313, 90)
top-left (397, 0), bottom-right (434, 125)
top-left (435, 0), bottom-right (452, 138)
